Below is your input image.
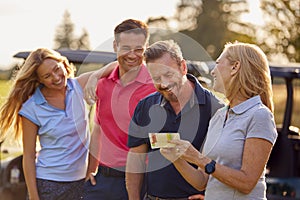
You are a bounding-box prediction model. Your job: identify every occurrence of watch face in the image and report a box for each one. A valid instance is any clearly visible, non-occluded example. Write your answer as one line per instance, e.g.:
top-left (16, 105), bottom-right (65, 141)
top-left (206, 165), bottom-right (214, 173)
top-left (205, 160), bottom-right (216, 174)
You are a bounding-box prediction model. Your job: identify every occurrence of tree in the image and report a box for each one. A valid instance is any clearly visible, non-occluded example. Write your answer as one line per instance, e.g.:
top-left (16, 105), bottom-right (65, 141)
top-left (259, 0), bottom-right (300, 62)
top-left (53, 10), bottom-right (76, 50)
top-left (53, 10), bottom-right (91, 50)
top-left (147, 0), bottom-right (255, 60)
top-left (76, 28), bottom-right (91, 50)
top-left (181, 0), bottom-right (256, 59)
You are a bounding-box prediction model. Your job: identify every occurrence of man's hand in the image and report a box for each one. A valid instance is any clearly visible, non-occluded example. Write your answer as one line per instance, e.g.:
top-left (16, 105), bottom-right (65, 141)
top-left (85, 172), bottom-right (97, 185)
top-left (84, 73), bottom-right (98, 105)
top-left (85, 152), bottom-right (100, 186)
top-left (188, 194), bottom-right (205, 200)
top-left (84, 61), bottom-right (118, 105)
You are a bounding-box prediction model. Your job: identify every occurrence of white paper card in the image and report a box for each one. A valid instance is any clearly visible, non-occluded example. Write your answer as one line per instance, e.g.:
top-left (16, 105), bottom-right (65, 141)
top-left (148, 132), bottom-right (180, 149)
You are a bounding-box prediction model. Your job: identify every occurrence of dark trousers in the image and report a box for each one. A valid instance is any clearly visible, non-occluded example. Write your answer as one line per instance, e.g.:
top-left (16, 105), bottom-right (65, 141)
top-left (145, 195), bottom-right (188, 200)
top-left (83, 170), bottom-right (128, 200)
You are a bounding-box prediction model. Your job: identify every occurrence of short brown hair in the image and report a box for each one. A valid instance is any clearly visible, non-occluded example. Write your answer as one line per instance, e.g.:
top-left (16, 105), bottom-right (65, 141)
top-left (144, 40), bottom-right (183, 66)
top-left (114, 19), bottom-right (149, 43)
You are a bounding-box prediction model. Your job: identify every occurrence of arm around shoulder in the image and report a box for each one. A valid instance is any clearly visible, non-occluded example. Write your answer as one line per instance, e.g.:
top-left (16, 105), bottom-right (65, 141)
top-left (76, 61), bottom-right (118, 104)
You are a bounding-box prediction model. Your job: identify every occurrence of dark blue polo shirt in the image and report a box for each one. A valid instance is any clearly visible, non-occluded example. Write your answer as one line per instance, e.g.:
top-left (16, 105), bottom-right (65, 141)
top-left (128, 74), bottom-right (224, 198)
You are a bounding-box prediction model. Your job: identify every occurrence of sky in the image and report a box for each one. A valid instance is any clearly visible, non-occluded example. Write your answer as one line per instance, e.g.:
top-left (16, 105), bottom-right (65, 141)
top-left (0, 0), bottom-right (262, 69)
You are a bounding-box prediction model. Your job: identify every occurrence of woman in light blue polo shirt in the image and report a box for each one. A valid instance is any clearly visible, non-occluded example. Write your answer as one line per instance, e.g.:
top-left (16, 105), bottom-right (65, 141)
top-left (0, 48), bottom-right (113, 200)
top-left (160, 42), bottom-right (278, 200)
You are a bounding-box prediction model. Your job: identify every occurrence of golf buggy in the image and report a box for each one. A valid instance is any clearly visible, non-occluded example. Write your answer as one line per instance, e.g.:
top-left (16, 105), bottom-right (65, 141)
top-left (266, 63), bottom-right (300, 199)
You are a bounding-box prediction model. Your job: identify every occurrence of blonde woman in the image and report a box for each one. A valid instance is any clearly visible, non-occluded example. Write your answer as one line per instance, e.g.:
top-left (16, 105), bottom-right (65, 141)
top-left (160, 42), bottom-right (278, 199)
top-left (0, 48), bottom-right (113, 200)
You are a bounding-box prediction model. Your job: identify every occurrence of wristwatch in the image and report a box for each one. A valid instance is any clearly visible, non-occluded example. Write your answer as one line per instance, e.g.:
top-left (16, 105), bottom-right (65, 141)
top-left (205, 160), bottom-right (216, 174)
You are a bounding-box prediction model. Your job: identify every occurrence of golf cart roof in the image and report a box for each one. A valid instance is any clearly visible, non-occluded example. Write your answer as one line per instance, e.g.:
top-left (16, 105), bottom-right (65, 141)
top-left (13, 49), bottom-right (213, 84)
top-left (13, 49), bottom-right (117, 64)
top-left (269, 63), bottom-right (300, 78)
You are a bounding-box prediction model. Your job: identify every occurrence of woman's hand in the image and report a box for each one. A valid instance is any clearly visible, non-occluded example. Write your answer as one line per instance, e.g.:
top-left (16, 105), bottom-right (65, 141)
top-left (160, 139), bottom-right (209, 191)
top-left (159, 144), bottom-right (181, 162)
top-left (160, 139), bottom-right (204, 165)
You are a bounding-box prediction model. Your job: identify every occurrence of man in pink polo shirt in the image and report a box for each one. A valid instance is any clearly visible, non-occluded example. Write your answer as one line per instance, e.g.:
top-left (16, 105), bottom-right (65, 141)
top-left (84, 19), bottom-right (156, 200)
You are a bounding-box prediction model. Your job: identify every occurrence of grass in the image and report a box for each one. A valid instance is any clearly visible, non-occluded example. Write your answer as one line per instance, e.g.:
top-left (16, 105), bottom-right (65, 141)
top-left (0, 80), bottom-right (23, 160)
top-left (0, 80), bottom-right (12, 106)
top-left (1, 151), bottom-right (22, 161)
top-left (272, 83), bottom-right (300, 128)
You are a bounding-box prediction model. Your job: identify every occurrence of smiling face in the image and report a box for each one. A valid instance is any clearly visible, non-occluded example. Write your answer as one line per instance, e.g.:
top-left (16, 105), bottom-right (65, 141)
top-left (147, 53), bottom-right (187, 102)
top-left (114, 32), bottom-right (147, 77)
top-left (37, 58), bottom-right (67, 91)
top-left (211, 51), bottom-right (234, 94)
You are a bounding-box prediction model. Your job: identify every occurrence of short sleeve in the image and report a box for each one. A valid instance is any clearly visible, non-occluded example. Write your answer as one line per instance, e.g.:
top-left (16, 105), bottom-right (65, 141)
top-left (127, 100), bottom-right (150, 148)
top-left (19, 99), bottom-right (40, 126)
top-left (247, 107), bottom-right (278, 145)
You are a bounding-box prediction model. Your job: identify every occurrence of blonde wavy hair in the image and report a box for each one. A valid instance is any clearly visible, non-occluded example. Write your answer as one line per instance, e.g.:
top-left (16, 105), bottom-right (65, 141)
top-left (0, 48), bottom-right (75, 141)
top-left (224, 42), bottom-right (274, 112)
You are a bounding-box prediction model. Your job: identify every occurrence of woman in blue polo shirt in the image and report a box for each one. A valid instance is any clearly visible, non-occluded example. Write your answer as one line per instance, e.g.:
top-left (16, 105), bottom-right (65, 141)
top-left (161, 42), bottom-right (278, 200)
top-left (0, 48), bottom-right (110, 200)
